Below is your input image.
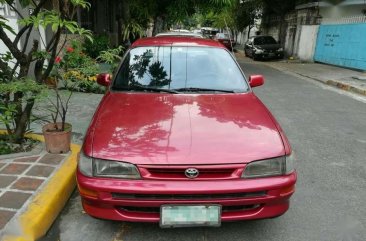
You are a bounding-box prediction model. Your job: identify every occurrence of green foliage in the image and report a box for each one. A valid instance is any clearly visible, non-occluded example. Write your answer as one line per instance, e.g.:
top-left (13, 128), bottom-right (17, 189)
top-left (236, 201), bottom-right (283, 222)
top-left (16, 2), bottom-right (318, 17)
top-left (122, 21), bottom-right (145, 41)
top-left (70, 0), bottom-right (91, 9)
top-left (96, 46), bottom-right (124, 65)
top-left (0, 137), bottom-right (12, 155)
top-left (0, 16), bottom-right (15, 34)
top-left (0, 79), bottom-right (46, 134)
top-left (18, 10), bottom-right (93, 41)
top-left (0, 0), bottom-right (94, 142)
top-left (53, 41), bottom-right (104, 94)
top-left (83, 35), bottom-right (110, 59)
top-left (0, 79), bottom-right (47, 100)
top-left (0, 103), bottom-right (17, 129)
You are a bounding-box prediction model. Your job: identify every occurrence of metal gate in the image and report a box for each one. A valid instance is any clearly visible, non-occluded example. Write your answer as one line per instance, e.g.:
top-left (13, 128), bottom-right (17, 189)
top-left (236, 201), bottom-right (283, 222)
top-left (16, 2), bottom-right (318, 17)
top-left (314, 22), bottom-right (366, 70)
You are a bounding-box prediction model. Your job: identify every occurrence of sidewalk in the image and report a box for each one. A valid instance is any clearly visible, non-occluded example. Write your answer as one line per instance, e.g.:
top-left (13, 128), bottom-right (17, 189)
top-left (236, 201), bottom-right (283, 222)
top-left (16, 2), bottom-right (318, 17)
top-left (265, 60), bottom-right (366, 96)
top-left (0, 135), bottom-right (80, 241)
top-left (235, 47), bottom-right (366, 96)
top-left (0, 92), bottom-right (102, 240)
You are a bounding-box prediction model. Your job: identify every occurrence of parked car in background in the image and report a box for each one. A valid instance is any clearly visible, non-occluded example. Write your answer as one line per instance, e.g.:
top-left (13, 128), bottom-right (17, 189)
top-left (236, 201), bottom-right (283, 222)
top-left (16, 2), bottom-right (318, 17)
top-left (201, 27), bottom-right (219, 39)
top-left (77, 36), bottom-right (297, 227)
top-left (244, 35), bottom-right (284, 60)
top-left (214, 33), bottom-right (236, 50)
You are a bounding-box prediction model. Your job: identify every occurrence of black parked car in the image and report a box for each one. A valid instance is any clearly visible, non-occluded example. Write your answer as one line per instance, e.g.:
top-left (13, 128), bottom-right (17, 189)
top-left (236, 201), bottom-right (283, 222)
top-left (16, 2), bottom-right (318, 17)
top-left (244, 36), bottom-right (284, 60)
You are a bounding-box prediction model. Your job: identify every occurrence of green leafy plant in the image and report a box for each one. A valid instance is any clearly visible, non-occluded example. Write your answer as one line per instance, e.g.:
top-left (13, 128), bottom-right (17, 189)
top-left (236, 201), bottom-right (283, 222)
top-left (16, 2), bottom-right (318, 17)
top-left (83, 34), bottom-right (110, 58)
top-left (122, 21), bottom-right (145, 42)
top-left (52, 42), bottom-right (104, 94)
top-left (0, 0), bottom-right (93, 143)
top-left (96, 46), bottom-right (124, 73)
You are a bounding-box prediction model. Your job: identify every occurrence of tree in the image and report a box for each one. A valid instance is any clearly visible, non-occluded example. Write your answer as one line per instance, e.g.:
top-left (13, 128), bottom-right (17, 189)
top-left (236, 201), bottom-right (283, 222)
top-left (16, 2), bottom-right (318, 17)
top-left (0, 0), bottom-right (92, 143)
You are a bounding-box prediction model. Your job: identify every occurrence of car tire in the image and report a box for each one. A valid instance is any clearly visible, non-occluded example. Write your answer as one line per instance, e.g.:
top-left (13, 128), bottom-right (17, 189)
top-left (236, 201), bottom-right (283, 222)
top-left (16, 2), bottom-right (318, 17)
top-left (253, 54), bottom-right (260, 61)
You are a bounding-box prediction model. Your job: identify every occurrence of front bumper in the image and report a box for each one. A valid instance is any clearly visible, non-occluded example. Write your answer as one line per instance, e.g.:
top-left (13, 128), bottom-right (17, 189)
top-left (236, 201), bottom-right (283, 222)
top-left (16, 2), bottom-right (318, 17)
top-left (255, 52), bottom-right (283, 59)
top-left (77, 170), bottom-right (296, 222)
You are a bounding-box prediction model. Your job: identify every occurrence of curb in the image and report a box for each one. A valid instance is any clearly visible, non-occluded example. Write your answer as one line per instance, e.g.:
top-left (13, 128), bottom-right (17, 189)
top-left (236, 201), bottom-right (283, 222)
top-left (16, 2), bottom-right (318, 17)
top-left (0, 131), bottom-right (81, 241)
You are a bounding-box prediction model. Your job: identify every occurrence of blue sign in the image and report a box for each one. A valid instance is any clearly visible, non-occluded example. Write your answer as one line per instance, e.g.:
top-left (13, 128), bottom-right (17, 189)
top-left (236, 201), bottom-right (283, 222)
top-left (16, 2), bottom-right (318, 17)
top-left (314, 23), bottom-right (366, 70)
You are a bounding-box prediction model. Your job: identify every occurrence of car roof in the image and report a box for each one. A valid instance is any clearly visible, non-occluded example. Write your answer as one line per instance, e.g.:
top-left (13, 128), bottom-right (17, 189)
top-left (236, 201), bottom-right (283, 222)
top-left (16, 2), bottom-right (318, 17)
top-left (132, 36), bottom-right (224, 48)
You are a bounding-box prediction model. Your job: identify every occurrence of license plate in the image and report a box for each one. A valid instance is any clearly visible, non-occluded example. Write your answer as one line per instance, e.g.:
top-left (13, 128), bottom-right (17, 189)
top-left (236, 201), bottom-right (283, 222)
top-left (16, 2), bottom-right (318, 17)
top-left (160, 205), bottom-right (221, 228)
top-left (223, 41), bottom-right (228, 43)
top-left (269, 53), bottom-right (275, 57)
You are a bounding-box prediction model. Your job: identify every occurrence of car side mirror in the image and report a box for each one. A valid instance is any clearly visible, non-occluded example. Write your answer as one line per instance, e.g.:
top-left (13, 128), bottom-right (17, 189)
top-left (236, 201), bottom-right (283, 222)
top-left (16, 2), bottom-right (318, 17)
top-left (97, 73), bottom-right (111, 87)
top-left (249, 75), bottom-right (264, 88)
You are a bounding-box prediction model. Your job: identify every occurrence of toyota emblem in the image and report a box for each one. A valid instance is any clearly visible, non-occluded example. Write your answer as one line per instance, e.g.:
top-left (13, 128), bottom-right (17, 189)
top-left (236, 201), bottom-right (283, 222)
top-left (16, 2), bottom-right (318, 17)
top-left (185, 168), bottom-right (199, 179)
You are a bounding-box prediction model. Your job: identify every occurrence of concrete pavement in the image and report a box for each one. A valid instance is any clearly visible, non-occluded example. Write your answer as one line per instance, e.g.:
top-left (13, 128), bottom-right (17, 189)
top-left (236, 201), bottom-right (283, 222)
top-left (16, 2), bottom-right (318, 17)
top-left (235, 49), bottom-right (366, 96)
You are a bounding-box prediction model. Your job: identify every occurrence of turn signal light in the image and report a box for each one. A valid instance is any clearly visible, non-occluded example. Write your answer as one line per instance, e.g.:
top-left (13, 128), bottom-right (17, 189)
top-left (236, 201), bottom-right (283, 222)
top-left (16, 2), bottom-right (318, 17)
top-left (78, 185), bottom-right (98, 198)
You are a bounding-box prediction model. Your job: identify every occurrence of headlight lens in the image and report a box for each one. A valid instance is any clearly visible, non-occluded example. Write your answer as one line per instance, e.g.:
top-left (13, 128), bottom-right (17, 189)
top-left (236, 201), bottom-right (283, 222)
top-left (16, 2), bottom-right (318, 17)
top-left (78, 153), bottom-right (140, 179)
top-left (78, 152), bottom-right (93, 177)
top-left (277, 47), bottom-right (284, 52)
top-left (254, 47), bottom-right (263, 53)
top-left (94, 159), bottom-right (140, 179)
top-left (242, 154), bottom-right (295, 178)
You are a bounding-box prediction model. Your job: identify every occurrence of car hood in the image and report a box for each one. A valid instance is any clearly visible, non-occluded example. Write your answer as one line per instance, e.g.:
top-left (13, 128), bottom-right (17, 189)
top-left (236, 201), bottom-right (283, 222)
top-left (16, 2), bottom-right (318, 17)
top-left (255, 44), bottom-right (281, 50)
top-left (88, 93), bottom-right (285, 165)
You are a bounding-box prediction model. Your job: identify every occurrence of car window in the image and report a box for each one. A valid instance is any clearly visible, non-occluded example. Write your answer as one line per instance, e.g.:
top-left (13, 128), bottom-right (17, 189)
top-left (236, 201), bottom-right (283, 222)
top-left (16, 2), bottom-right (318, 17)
top-left (253, 36), bottom-right (277, 45)
top-left (113, 46), bottom-right (248, 92)
top-left (217, 33), bottom-right (229, 39)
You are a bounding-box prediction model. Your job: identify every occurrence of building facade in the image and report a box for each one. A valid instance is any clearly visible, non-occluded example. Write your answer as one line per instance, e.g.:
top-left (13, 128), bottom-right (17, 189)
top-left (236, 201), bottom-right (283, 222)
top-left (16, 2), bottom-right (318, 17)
top-left (261, 0), bottom-right (366, 67)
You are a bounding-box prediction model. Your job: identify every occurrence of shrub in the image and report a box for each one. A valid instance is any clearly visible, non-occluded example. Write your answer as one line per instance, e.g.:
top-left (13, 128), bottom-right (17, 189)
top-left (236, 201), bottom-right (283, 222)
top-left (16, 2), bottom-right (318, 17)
top-left (52, 41), bottom-right (105, 94)
top-left (83, 34), bottom-right (110, 58)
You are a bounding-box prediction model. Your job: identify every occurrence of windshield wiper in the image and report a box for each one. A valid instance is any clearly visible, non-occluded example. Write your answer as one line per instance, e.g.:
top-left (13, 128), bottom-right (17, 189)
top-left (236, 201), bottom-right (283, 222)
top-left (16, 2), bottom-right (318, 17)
top-left (113, 86), bottom-right (179, 94)
top-left (173, 87), bottom-right (236, 93)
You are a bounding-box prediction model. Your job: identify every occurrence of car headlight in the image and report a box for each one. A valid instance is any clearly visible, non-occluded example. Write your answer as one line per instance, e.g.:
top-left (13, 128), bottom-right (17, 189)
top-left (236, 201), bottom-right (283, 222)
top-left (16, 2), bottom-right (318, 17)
top-left (254, 47), bottom-right (263, 54)
top-left (78, 153), bottom-right (140, 179)
top-left (242, 154), bottom-right (295, 178)
top-left (78, 152), bottom-right (93, 177)
top-left (277, 48), bottom-right (284, 52)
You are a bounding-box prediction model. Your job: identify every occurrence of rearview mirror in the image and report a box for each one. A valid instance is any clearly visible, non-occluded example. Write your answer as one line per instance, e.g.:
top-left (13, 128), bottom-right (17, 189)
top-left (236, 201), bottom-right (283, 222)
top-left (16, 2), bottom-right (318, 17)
top-left (97, 73), bottom-right (111, 87)
top-left (249, 75), bottom-right (264, 88)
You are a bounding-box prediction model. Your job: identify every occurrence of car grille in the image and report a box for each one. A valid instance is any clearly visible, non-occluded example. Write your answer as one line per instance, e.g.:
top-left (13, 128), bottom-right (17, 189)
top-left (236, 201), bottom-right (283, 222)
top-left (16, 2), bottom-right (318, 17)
top-left (112, 191), bottom-right (266, 200)
top-left (119, 204), bottom-right (261, 213)
top-left (138, 164), bottom-right (244, 180)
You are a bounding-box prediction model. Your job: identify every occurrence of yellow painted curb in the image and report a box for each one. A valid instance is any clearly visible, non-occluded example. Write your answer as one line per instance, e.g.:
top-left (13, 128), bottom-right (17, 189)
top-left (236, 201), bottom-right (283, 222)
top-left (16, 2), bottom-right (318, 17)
top-left (0, 131), bottom-right (81, 241)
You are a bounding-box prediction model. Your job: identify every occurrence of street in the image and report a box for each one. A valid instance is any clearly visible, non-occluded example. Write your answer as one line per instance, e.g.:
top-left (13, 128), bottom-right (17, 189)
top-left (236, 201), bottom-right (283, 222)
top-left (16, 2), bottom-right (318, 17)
top-left (41, 56), bottom-right (366, 241)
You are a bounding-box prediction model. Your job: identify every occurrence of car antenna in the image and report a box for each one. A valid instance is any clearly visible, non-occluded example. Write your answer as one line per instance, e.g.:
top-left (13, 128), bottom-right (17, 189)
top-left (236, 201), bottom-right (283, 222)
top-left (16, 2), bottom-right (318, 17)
top-left (224, 18), bottom-right (234, 54)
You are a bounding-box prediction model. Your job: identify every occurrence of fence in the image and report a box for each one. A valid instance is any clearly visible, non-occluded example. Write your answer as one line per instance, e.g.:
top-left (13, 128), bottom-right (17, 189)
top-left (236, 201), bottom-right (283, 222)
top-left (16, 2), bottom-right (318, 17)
top-left (321, 15), bottom-right (366, 25)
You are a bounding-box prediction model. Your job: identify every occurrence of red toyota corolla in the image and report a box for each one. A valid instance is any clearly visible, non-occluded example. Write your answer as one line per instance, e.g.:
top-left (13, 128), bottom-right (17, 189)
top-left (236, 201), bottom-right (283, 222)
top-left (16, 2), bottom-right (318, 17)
top-left (77, 36), bottom-right (296, 227)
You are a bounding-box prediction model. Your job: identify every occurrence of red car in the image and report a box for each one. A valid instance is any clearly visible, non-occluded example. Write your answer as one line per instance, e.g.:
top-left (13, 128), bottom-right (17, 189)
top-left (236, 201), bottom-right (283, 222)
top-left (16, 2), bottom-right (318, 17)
top-left (77, 36), bottom-right (296, 227)
top-left (214, 33), bottom-right (236, 50)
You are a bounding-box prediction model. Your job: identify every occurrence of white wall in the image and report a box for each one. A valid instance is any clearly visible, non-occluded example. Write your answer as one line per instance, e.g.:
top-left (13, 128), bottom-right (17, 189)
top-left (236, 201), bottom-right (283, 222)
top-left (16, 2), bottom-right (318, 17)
top-left (235, 26), bottom-right (258, 45)
top-left (263, 26), bottom-right (280, 41)
top-left (0, 3), bottom-right (19, 68)
top-left (320, 4), bottom-right (366, 18)
top-left (297, 25), bottom-right (319, 61)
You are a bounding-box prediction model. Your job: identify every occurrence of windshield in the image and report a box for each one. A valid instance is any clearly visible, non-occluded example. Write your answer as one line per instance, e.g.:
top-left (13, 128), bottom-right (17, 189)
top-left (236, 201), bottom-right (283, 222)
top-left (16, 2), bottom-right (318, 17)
top-left (217, 33), bottom-right (230, 39)
top-left (113, 46), bottom-right (248, 93)
top-left (253, 36), bottom-right (277, 45)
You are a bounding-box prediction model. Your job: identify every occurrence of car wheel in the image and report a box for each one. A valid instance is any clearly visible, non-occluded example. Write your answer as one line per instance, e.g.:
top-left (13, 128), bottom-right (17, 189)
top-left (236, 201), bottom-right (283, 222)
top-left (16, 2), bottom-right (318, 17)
top-left (253, 54), bottom-right (260, 61)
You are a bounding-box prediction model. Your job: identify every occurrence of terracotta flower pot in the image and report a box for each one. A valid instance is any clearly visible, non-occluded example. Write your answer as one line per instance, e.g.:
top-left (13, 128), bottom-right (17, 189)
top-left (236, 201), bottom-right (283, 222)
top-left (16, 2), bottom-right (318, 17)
top-left (42, 122), bottom-right (72, 154)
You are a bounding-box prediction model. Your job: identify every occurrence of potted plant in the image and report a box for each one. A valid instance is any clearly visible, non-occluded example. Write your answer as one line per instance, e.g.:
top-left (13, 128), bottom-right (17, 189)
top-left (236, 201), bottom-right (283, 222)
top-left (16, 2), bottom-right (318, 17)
top-left (42, 86), bottom-right (73, 154)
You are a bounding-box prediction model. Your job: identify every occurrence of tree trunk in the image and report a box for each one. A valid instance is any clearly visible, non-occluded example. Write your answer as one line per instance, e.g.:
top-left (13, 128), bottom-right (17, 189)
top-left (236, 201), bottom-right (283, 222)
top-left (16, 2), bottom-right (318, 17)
top-left (278, 15), bottom-right (287, 47)
top-left (13, 100), bottom-right (35, 143)
top-left (152, 16), bottom-right (164, 36)
top-left (247, 25), bottom-right (253, 39)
